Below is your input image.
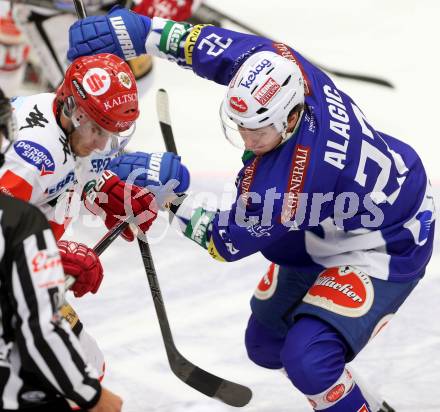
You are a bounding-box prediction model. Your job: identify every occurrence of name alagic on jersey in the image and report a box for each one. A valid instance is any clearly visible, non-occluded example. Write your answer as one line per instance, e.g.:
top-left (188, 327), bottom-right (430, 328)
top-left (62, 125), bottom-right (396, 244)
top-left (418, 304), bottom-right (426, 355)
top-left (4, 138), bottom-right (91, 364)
top-left (322, 85), bottom-right (353, 170)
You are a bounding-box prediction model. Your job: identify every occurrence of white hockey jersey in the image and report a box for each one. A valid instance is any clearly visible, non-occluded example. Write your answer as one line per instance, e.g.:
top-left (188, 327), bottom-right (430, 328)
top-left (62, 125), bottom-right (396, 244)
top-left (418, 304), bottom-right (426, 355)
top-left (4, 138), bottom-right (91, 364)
top-left (0, 92), bottom-right (112, 239)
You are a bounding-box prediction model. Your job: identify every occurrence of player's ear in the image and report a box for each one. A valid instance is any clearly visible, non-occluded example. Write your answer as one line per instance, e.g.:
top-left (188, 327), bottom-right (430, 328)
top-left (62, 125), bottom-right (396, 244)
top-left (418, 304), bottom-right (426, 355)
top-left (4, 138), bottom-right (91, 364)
top-left (286, 111), bottom-right (299, 131)
top-left (286, 104), bottom-right (304, 131)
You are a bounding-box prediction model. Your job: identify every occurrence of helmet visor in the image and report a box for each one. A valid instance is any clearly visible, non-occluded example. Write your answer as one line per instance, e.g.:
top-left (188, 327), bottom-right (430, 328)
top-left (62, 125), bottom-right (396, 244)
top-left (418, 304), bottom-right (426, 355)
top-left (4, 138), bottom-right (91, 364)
top-left (220, 102), bottom-right (281, 153)
top-left (71, 106), bottom-right (135, 156)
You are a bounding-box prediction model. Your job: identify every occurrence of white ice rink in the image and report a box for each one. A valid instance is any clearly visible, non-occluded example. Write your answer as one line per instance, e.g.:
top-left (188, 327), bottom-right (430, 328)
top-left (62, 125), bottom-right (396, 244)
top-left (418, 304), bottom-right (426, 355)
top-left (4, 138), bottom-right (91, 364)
top-left (63, 1), bottom-right (440, 411)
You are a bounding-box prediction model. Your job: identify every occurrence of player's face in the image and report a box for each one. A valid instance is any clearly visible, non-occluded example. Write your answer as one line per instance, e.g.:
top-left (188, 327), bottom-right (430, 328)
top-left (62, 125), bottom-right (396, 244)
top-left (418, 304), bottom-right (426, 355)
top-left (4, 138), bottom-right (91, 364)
top-left (69, 121), bottom-right (111, 157)
top-left (238, 124), bottom-right (282, 155)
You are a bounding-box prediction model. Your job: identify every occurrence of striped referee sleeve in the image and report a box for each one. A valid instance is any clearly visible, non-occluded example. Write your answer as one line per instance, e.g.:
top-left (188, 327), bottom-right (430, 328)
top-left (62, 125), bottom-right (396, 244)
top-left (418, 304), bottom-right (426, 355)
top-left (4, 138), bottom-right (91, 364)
top-left (10, 227), bottom-right (101, 409)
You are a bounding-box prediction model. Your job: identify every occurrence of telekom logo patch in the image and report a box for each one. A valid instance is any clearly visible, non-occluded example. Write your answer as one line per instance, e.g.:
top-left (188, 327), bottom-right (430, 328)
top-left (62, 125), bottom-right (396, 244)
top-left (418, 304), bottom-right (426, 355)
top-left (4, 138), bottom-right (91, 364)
top-left (83, 68), bottom-right (111, 96)
top-left (254, 263), bottom-right (279, 300)
top-left (253, 77), bottom-right (281, 106)
top-left (303, 266), bottom-right (375, 317)
top-left (229, 96), bottom-right (248, 113)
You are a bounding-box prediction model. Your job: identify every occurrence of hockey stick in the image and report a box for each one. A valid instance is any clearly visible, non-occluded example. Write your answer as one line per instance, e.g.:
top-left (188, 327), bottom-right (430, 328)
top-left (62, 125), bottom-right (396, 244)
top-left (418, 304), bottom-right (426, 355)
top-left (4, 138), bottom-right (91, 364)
top-left (70, 0), bottom-right (251, 403)
top-left (197, 3), bottom-right (394, 89)
top-left (127, 88), bottom-right (253, 407)
top-left (137, 238), bottom-right (252, 407)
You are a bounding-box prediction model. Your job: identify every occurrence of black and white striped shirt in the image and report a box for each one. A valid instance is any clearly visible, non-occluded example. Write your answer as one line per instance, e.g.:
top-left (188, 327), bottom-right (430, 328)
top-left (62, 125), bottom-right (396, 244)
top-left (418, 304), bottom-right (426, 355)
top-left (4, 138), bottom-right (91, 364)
top-left (0, 193), bottom-right (100, 410)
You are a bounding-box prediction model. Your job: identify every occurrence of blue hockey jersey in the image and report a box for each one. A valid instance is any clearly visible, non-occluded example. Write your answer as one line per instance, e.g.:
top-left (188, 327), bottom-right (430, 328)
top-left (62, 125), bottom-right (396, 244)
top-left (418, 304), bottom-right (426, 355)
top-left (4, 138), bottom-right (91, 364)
top-left (146, 19), bottom-right (435, 282)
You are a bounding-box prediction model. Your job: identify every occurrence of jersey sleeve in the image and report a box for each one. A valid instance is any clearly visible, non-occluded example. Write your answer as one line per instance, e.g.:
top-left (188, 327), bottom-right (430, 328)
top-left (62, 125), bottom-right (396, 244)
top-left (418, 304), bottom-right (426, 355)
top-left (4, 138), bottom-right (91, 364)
top-left (175, 189), bottom-right (294, 262)
top-left (0, 146), bottom-right (69, 238)
top-left (4, 200), bottom-right (101, 409)
top-left (0, 160), bottom-right (37, 202)
top-left (145, 17), bottom-right (317, 88)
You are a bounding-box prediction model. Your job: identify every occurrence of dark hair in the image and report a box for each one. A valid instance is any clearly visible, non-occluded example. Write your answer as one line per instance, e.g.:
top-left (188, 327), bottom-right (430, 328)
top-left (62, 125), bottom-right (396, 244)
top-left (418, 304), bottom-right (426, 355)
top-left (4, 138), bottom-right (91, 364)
top-left (288, 103), bottom-right (304, 119)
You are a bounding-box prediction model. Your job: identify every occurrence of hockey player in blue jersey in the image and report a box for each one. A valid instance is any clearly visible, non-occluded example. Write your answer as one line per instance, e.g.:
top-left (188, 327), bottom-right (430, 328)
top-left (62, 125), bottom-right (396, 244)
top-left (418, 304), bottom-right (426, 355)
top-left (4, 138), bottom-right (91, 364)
top-left (68, 7), bottom-right (435, 412)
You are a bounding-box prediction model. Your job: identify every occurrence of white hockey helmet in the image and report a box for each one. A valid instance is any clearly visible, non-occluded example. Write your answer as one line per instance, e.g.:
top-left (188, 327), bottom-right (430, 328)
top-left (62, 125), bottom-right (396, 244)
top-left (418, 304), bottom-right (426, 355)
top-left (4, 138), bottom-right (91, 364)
top-left (220, 51), bottom-right (305, 149)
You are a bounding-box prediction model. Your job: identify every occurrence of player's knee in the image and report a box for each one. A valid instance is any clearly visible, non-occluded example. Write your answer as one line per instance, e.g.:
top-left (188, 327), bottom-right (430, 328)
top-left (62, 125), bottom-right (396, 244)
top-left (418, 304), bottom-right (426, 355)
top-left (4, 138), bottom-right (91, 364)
top-left (280, 316), bottom-right (347, 395)
top-left (244, 314), bottom-right (284, 369)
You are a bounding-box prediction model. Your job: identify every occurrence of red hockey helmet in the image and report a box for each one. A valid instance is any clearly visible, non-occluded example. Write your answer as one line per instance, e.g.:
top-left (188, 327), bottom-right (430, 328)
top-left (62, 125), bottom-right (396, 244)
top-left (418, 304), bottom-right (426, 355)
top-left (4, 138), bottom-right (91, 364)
top-left (56, 53), bottom-right (139, 134)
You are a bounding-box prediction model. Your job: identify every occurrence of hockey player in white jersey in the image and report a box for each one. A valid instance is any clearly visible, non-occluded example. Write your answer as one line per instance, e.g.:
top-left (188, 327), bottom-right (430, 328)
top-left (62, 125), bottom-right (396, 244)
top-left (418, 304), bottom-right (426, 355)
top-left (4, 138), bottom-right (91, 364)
top-left (0, 52), bottom-right (158, 401)
top-left (0, 51), bottom-right (156, 240)
top-left (0, 86), bottom-right (124, 412)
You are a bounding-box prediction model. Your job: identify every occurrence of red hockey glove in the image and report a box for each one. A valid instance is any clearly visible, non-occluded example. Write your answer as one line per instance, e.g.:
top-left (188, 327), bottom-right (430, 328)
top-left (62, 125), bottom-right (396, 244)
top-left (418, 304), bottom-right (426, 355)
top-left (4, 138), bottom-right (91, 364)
top-left (133, 0), bottom-right (193, 21)
top-left (84, 170), bottom-right (158, 242)
top-left (58, 240), bottom-right (104, 298)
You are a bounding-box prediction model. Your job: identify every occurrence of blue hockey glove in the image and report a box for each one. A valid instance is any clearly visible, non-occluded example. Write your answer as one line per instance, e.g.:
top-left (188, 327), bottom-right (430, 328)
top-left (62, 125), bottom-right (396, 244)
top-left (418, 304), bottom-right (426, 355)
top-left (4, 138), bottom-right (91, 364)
top-left (108, 151), bottom-right (190, 194)
top-left (67, 6), bottom-right (151, 62)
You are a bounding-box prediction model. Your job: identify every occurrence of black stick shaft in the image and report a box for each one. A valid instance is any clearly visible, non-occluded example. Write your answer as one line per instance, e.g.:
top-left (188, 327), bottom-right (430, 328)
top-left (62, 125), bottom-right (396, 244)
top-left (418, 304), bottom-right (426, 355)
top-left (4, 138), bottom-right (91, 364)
top-left (149, 88), bottom-right (252, 407)
top-left (65, 218), bottom-right (130, 290)
top-left (93, 218), bottom-right (130, 256)
top-left (137, 239), bottom-right (175, 349)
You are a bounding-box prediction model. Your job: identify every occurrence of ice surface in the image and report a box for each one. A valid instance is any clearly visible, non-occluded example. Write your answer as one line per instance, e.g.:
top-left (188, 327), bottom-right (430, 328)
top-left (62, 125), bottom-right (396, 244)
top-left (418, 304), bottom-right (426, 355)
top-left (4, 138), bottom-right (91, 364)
top-left (65, 1), bottom-right (440, 410)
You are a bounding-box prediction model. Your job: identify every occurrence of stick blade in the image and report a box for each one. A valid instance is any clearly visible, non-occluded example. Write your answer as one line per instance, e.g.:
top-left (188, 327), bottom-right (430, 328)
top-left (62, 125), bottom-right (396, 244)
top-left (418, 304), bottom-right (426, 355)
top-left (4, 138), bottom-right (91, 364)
top-left (215, 378), bottom-right (253, 407)
top-left (168, 351), bottom-right (252, 407)
top-left (187, 366), bottom-right (252, 408)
